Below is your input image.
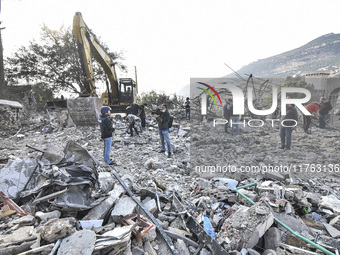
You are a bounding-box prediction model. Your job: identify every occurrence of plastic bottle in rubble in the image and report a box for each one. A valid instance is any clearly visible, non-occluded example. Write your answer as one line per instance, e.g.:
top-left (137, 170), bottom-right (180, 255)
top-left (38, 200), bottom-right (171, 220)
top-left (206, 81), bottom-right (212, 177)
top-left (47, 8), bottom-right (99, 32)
top-left (203, 214), bottom-right (216, 239)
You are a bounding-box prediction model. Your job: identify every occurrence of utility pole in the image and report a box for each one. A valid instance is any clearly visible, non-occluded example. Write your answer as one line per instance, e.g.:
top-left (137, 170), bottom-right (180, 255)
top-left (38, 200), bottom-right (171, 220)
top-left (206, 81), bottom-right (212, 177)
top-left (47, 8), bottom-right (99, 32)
top-left (134, 66), bottom-right (138, 94)
top-left (0, 25), bottom-right (5, 99)
top-left (0, 0), bottom-right (6, 99)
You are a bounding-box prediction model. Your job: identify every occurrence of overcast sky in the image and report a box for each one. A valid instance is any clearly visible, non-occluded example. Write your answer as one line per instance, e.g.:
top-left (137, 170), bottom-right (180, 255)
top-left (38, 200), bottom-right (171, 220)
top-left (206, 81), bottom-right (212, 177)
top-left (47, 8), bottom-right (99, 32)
top-left (2, 0), bottom-right (340, 96)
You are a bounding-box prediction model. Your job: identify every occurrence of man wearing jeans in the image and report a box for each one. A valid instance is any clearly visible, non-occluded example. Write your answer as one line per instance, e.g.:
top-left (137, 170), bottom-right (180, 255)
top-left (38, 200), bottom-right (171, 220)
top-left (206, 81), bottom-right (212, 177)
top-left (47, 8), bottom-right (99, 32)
top-left (99, 106), bottom-right (115, 165)
top-left (154, 104), bottom-right (172, 158)
top-left (280, 103), bottom-right (298, 150)
top-left (228, 100), bottom-right (239, 135)
top-left (318, 97), bottom-right (332, 129)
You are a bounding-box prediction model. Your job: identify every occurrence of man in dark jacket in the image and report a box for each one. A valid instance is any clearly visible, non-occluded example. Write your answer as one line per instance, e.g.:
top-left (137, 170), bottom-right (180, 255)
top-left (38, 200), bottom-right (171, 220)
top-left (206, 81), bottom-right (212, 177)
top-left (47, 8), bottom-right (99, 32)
top-left (223, 99), bottom-right (232, 133)
top-left (318, 97), bottom-right (332, 129)
top-left (139, 103), bottom-right (147, 129)
top-left (280, 103), bottom-right (298, 150)
top-left (99, 106), bottom-right (115, 165)
top-left (154, 104), bottom-right (172, 158)
top-left (184, 97), bottom-right (190, 120)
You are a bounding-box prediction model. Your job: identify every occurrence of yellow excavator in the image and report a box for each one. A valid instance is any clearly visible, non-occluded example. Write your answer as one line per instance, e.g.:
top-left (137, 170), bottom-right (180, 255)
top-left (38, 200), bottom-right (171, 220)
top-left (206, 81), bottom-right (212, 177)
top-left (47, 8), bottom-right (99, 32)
top-left (68, 12), bottom-right (138, 125)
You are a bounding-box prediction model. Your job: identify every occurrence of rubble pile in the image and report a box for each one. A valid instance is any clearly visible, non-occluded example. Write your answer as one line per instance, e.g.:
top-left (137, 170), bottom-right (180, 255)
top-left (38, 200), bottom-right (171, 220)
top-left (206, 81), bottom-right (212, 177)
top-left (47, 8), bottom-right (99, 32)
top-left (0, 99), bottom-right (24, 136)
top-left (0, 104), bottom-right (339, 255)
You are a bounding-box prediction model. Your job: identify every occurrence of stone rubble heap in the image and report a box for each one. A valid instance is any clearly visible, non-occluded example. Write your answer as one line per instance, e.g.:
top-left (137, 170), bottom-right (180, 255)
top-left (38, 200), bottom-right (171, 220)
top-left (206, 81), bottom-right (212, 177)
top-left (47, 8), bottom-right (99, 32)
top-left (0, 103), bottom-right (339, 255)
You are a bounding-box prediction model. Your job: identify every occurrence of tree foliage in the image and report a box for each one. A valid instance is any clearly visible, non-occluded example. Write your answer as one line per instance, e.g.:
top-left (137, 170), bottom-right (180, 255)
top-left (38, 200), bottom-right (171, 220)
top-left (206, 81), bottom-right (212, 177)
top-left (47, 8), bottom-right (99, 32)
top-left (281, 77), bottom-right (315, 98)
top-left (141, 90), bottom-right (184, 110)
top-left (5, 25), bottom-right (125, 96)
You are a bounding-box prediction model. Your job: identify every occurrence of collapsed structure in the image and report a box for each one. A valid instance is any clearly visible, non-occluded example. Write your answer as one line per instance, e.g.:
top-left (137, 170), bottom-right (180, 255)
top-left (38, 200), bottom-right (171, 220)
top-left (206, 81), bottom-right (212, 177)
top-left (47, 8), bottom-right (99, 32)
top-left (1, 74), bottom-right (340, 254)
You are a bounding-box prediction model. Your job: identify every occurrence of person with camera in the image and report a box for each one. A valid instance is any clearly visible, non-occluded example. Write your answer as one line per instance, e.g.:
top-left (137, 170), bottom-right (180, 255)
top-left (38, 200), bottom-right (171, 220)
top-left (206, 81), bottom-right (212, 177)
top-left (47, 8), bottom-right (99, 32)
top-left (99, 106), bottom-right (115, 165)
top-left (154, 104), bottom-right (172, 158)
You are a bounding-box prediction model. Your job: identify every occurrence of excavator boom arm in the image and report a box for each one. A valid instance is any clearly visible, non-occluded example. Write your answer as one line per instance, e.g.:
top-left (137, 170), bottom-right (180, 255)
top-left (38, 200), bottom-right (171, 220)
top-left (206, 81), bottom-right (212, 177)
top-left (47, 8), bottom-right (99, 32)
top-left (73, 12), bottom-right (119, 98)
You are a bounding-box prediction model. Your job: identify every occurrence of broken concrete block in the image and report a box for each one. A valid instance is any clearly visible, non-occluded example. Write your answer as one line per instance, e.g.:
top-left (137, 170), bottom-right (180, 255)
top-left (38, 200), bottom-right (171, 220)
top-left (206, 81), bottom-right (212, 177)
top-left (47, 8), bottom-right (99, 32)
top-left (131, 246), bottom-right (145, 255)
top-left (317, 235), bottom-right (340, 251)
top-left (111, 195), bottom-right (137, 223)
top-left (85, 183), bottom-right (125, 220)
top-left (319, 195), bottom-right (340, 214)
top-left (262, 250), bottom-right (277, 255)
top-left (199, 247), bottom-right (211, 255)
top-left (217, 204), bottom-right (274, 251)
top-left (95, 226), bottom-right (131, 254)
top-left (305, 192), bottom-right (320, 205)
top-left (264, 171), bottom-right (284, 181)
top-left (11, 215), bottom-right (36, 226)
top-left (197, 178), bottom-right (210, 190)
top-left (274, 213), bottom-right (310, 233)
top-left (35, 210), bottom-right (61, 223)
top-left (178, 129), bottom-right (188, 137)
top-left (98, 172), bottom-right (115, 193)
top-left (142, 198), bottom-right (157, 214)
top-left (144, 240), bottom-right (157, 255)
top-left (175, 239), bottom-right (190, 255)
top-left (14, 243), bottom-right (54, 255)
top-left (264, 227), bottom-right (281, 250)
top-left (142, 225), bottom-right (157, 242)
top-left (37, 217), bottom-right (76, 243)
top-left (323, 223), bottom-right (340, 238)
top-left (0, 240), bottom-right (36, 255)
top-left (57, 229), bottom-right (96, 255)
top-left (329, 215), bottom-right (340, 231)
top-left (0, 226), bottom-right (36, 246)
top-left (330, 215), bottom-right (340, 225)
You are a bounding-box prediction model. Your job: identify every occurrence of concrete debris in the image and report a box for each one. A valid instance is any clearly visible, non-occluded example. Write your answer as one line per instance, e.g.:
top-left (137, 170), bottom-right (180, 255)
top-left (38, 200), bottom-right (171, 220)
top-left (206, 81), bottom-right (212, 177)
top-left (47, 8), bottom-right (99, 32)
top-left (0, 102), bottom-right (340, 255)
top-left (175, 238), bottom-right (191, 255)
top-left (37, 217), bottom-right (76, 243)
top-left (319, 195), bottom-right (340, 215)
top-left (57, 229), bottom-right (96, 255)
top-left (323, 223), bottom-right (340, 238)
top-left (111, 195), bottom-right (137, 223)
top-left (264, 227), bottom-right (282, 250)
top-left (217, 204), bottom-right (274, 250)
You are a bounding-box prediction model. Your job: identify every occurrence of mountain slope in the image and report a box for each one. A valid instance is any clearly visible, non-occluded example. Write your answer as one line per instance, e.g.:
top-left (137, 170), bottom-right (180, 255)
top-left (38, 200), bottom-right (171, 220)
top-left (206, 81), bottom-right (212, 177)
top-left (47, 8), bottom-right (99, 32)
top-left (228, 33), bottom-right (340, 77)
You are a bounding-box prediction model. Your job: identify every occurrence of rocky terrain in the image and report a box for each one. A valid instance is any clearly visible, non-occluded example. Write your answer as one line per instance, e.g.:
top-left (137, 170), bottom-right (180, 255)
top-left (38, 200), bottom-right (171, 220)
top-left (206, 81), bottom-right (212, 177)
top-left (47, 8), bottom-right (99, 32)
top-left (227, 33), bottom-right (340, 78)
top-left (0, 102), bottom-right (340, 255)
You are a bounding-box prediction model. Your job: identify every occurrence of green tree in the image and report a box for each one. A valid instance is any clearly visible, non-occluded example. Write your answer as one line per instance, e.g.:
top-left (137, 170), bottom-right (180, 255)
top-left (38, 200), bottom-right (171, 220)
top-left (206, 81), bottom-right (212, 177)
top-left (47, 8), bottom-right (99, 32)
top-left (4, 25), bottom-right (125, 96)
top-left (141, 90), bottom-right (184, 110)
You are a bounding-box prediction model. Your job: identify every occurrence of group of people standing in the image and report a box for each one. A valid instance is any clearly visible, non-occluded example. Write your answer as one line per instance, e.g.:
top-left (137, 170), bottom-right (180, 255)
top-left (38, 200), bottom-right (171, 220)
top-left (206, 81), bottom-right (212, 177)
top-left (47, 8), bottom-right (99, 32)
top-left (280, 97), bottom-right (332, 150)
top-left (302, 97), bottom-right (333, 133)
top-left (98, 102), bottom-right (173, 165)
top-left (221, 96), bottom-right (333, 151)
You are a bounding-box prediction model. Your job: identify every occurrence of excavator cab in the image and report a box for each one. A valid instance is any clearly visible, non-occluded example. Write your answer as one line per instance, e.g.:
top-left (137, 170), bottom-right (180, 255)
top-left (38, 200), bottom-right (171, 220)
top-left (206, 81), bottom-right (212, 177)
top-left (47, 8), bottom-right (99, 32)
top-left (119, 78), bottom-right (137, 104)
